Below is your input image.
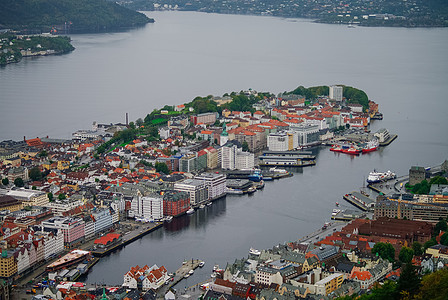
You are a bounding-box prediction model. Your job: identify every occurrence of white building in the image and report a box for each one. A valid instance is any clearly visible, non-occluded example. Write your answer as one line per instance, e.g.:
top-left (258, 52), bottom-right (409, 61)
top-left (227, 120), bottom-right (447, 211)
top-left (174, 179), bottom-right (208, 206)
top-left (194, 173), bottom-right (226, 200)
top-left (41, 217), bottom-right (85, 247)
top-left (289, 124), bottom-right (320, 147)
top-left (44, 199), bottom-right (84, 216)
top-left (329, 85), bottom-right (343, 102)
top-left (132, 194), bottom-right (164, 221)
top-left (92, 208), bottom-right (113, 235)
top-left (33, 229), bottom-right (64, 260)
top-left (220, 141), bottom-right (255, 170)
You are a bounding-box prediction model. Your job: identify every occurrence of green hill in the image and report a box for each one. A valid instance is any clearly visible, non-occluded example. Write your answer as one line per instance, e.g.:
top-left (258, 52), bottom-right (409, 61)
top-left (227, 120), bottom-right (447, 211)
top-left (0, 0), bottom-right (153, 33)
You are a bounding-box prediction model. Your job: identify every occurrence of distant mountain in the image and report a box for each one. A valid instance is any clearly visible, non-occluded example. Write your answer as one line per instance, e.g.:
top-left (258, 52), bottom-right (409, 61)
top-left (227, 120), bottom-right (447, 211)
top-left (0, 0), bottom-right (153, 33)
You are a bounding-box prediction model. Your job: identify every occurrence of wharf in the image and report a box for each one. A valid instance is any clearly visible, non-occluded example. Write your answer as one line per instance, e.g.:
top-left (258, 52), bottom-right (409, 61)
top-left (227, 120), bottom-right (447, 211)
top-left (331, 209), bottom-right (366, 221)
top-left (91, 222), bottom-right (163, 257)
top-left (157, 259), bottom-right (201, 298)
top-left (343, 192), bottom-right (376, 211)
top-left (379, 134), bottom-right (398, 146)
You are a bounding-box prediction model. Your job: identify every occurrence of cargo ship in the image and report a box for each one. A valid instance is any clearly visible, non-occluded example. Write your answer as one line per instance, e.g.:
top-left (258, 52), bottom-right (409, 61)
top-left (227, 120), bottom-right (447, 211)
top-left (367, 170), bottom-right (396, 183)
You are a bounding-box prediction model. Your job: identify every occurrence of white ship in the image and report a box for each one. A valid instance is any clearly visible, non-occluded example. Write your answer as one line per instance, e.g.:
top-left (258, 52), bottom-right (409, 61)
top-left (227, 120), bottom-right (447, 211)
top-left (367, 170), bottom-right (396, 183)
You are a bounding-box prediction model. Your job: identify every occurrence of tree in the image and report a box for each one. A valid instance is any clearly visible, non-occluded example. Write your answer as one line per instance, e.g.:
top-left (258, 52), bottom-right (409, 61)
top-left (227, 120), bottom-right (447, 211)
top-left (58, 193), bottom-right (66, 200)
top-left (434, 219), bottom-right (447, 235)
top-left (412, 242), bottom-right (423, 256)
top-left (14, 177), bottom-right (24, 187)
top-left (29, 166), bottom-right (43, 181)
top-left (399, 246), bottom-right (414, 264)
top-left (415, 268), bottom-right (448, 300)
top-left (135, 118), bottom-right (144, 127)
top-left (242, 141), bottom-right (250, 152)
top-left (32, 186), bottom-right (37, 190)
top-left (1, 178), bottom-right (9, 186)
top-left (47, 192), bottom-right (53, 202)
top-left (424, 238), bottom-right (437, 250)
top-left (372, 242), bottom-right (395, 262)
top-left (38, 150), bottom-right (47, 157)
top-left (397, 262), bottom-right (421, 298)
top-left (441, 232), bottom-right (448, 246)
top-left (155, 162), bottom-right (169, 174)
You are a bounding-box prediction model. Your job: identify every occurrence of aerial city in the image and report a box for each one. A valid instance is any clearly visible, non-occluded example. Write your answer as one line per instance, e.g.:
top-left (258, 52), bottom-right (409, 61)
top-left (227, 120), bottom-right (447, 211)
top-left (0, 0), bottom-right (447, 299)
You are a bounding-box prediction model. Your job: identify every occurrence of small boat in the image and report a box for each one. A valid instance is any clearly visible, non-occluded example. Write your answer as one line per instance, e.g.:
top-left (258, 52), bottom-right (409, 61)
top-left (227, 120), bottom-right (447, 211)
top-left (335, 202), bottom-right (340, 206)
top-left (332, 209), bottom-right (341, 216)
top-left (213, 265), bottom-right (219, 272)
top-left (184, 273), bottom-right (190, 278)
top-left (206, 202), bottom-right (212, 206)
top-left (188, 269), bottom-right (194, 275)
top-left (165, 216), bottom-right (173, 222)
top-left (248, 169), bottom-right (263, 182)
top-left (226, 187), bottom-right (244, 194)
top-left (247, 186), bottom-right (256, 194)
top-left (199, 204), bottom-right (205, 209)
top-left (210, 273), bottom-right (216, 278)
top-left (199, 261), bottom-right (205, 268)
top-left (186, 208), bottom-right (195, 215)
top-left (367, 170), bottom-right (396, 183)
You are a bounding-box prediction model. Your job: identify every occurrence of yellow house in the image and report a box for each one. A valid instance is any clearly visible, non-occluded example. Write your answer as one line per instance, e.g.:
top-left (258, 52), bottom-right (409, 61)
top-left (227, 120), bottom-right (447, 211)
top-left (0, 250), bottom-right (18, 279)
top-left (302, 256), bottom-right (319, 273)
top-left (57, 160), bottom-right (70, 170)
top-left (2, 156), bottom-right (21, 167)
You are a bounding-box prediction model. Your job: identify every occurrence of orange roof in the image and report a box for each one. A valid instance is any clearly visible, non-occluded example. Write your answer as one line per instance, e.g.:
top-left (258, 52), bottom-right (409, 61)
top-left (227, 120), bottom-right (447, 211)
top-left (201, 130), bottom-right (213, 135)
top-left (254, 111), bottom-right (264, 115)
top-left (351, 270), bottom-right (372, 281)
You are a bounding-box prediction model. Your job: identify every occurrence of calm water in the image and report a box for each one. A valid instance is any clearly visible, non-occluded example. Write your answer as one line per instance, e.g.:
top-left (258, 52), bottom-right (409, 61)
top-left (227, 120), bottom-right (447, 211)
top-left (1, 11), bottom-right (448, 285)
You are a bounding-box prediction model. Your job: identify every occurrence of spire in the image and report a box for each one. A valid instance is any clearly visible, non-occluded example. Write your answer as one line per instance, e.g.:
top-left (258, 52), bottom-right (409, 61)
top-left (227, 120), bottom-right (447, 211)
top-left (101, 288), bottom-right (108, 300)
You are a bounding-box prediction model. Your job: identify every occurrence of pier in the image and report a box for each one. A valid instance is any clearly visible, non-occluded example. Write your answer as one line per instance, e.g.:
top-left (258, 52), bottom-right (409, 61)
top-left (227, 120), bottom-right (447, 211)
top-left (157, 259), bottom-right (202, 298)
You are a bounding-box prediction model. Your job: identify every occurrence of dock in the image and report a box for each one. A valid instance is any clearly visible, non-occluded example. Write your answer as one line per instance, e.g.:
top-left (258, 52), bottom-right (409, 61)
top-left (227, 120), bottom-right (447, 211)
top-left (157, 259), bottom-right (202, 298)
top-left (91, 222), bottom-right (163, 257)
top-left (331, 209), bottom-right (366, 221)
top-left (343, 191), bottom-right (376, 211)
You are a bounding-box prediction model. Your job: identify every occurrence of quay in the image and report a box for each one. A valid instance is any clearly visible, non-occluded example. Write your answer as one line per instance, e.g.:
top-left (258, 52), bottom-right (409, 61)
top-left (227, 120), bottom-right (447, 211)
top-left (258, 150), bottom-right (316, 167)
top-left (379, 134), bottom-right (398, 147)
top-left (90, 222), bottom-right (163, 257)
top-left (157, 259), bottom-right (201, 298)
top-left (331, 209), bottom-right (366, 221)
top-left (343, 191), bottom-right (376, 211)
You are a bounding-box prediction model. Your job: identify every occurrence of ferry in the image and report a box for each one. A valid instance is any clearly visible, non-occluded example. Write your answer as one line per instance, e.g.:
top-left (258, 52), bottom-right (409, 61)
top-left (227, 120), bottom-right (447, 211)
top-left (186, 208), bottom-right (195, 215)
top-left (362, 139), bottom-right (379, 153)
top-left (367, 170), bottom-right (396, 183)
top-left (249, 248), bottom-right (261, 255)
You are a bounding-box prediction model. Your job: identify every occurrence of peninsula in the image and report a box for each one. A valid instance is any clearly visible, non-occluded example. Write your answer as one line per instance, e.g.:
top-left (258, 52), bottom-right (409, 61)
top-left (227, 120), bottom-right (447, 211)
top-left (0, 0), bottom-right (154, 34)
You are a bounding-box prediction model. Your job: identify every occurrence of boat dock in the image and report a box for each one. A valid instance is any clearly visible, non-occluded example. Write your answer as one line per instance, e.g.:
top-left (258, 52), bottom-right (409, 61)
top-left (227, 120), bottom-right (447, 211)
top-left (343, 191), bottom-right (376, 211)
top-left (157, 259), bottom-right (202, 298)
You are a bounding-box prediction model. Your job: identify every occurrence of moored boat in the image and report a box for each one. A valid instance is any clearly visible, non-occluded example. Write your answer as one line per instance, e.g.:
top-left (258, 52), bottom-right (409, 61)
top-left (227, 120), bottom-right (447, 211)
top-left (367, 170), bottom-right (396, 183)
top-left (186, 208), bottom-right (195, 215)
top-left (330, 145), bottom-right (343, 152)
top-left (362, 139), bottom-right (379, 153)
top-left (342, 147), bottom-right (361, 155)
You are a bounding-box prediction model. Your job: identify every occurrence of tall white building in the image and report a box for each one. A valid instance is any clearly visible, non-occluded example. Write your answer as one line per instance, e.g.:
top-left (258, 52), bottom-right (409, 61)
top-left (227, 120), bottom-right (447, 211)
top-left (329, 85), bottom-right (343, 102)
top-left (194, 173), bottom-right (226, 200)
top-left (131, 194), bottom-right (163, 221)
top-left (220, 141), bottom-right (255, 170)
top-left (289, 124), bottom-right (320, 147)
top-left (267, 132), bottom-right (297, 151)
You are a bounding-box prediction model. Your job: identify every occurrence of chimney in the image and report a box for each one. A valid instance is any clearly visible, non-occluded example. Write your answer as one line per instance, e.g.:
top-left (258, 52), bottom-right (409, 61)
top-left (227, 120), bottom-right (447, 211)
top-left (24, 136), bottom-right (26, 141)
top-left (126, 113), bottom-right (129, 126)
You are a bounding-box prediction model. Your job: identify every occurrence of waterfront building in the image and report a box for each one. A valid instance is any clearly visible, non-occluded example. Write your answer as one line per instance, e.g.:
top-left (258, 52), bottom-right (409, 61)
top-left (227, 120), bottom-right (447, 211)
top-left (0, 250), bottom-right (17, 279)
top-left (7, 189), bottom-right (49, 207)
top-left (373, 128), bottom-right (390, 143)
top-left (0, 195), bottom-right (23, 212)
top-left (374, 199), bottom-right (448, 222)
top-left (131, 194), bottom-right (163, 221)
top-left (162, 190), bottom-right (190, 216)
top-left (83, 216), bottom-right (95, 240)
top-left (123, 264), bottom-right (169, 291)
top-left (41, 217), bottom-right (85, 247)
top-left (289, 124), bottom-right (320, 147)
top-left (409, 166), bottom-right (426, 186)
top-left (220, 141), bottom-right (254, 170)
top-left (195, 173), bottom-right (226, 200)
top-left (174, 179), bottom-right (208, 206)
top-left (33, 228), bottom-right (64, 260)
top-left (329, 85), bottom-right (343, 102)
top-left (92, 208), bottom-right (113, 236)
top-left (267, 131), bottom-right (298, 151)
top-left (255, 266), bottom-right (283, 286)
